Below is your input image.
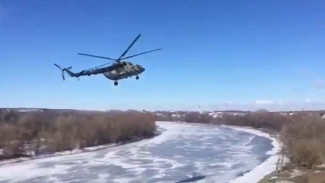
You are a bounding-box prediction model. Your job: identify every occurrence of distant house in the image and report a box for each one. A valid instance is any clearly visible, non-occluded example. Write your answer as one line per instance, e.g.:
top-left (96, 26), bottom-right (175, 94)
top-left (0, 108), bottom-right (44, 113)
top-left (208, 112), bottom-right (223, 118)
top-left (208, 111), bottom-right (248, 118)
top-left (171, 113), bottom-right (181, 118)
top-left (155, 113), bottom-right (165, 117)
top-left (279, 111), bottom-right (294, 116)
top-left (17, 108), bottom-right (44, 113)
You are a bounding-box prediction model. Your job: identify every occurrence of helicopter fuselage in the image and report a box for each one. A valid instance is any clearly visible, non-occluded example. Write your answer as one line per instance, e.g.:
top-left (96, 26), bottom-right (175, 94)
top-left (55, 34), bottom-right (159, 86)
top-left (103, 61), bottom-right (145, 81)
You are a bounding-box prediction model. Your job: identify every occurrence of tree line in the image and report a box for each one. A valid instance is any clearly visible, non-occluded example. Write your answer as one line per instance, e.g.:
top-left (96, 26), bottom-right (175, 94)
top-left (0, 109), bottom-right (156, 160)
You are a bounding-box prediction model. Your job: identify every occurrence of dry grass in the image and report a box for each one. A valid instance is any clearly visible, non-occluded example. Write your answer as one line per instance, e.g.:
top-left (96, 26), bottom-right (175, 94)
top-left (291, 140), bottom-right (322, 169)
top-left (294, 172), bottom-right (325, 183)
top-left (282, 115), bottom-right (325, 169)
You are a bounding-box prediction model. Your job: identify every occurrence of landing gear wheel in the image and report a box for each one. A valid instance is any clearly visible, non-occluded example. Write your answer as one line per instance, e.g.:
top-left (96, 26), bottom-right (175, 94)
top-left (136, 75), bottom-right (139, 80)
top-left (114, 81), bottom-right (118, 86)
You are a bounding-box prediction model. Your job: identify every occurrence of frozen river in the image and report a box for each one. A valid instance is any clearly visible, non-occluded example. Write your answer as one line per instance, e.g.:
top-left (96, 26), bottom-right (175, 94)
top-left (0, 122), bottom-right (280, 183)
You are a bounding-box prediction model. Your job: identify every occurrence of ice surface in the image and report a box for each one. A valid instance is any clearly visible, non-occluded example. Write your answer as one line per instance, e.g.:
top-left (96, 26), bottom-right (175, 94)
top-left (227, 125), bottom-right (281, 183)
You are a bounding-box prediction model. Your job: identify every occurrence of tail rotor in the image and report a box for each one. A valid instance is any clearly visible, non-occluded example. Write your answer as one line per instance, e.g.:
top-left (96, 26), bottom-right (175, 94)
top-left (54, 64), bottom-right (72, 80)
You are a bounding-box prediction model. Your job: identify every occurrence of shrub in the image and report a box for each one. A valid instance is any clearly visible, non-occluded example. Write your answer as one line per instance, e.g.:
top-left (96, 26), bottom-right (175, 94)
top-left (283, 115), bottom-right (325, 168)
top-left (291, 140), bottom-right (322, 169)
top-left (216, 112), bottom-right (291, 131)
top-left (0, 123), bottom-right (28, 157)
top-left (294, 174), bottom-right (309, 183)
top-left (184, 112), bottom-right (213, 123)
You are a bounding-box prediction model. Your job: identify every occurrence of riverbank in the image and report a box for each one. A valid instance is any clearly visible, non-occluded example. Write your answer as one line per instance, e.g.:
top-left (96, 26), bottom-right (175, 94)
top-left (226, 126), bottom-right (325, 183)
top-left (0, 136), bottom-right (153, 166)
top-left (257, 161), bottom-right (325, 183)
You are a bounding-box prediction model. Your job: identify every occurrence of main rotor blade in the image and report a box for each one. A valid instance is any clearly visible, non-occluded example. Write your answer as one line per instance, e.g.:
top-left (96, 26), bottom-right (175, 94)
top-left (78, 53), bottom-right (116, 61)
top-left (118, 34), bottom-right (141, 60)
top-left (54, 64), bottom-right (62, 70)
top-left (121, 48), bottom-right (162, 60)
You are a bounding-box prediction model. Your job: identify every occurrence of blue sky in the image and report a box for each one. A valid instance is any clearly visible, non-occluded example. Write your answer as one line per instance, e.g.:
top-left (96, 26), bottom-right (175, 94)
top-left (1, 0), bottom-right (325, 111)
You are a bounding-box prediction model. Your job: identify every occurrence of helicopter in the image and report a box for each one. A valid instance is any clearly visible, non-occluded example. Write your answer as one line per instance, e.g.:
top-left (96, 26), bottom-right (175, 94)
top-left (54, 34), bottom-right (161, 86)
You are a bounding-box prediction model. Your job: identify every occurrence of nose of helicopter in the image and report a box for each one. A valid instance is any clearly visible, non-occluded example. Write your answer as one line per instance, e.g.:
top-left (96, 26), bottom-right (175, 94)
top-left (139, 65), bottom-right (145, 72)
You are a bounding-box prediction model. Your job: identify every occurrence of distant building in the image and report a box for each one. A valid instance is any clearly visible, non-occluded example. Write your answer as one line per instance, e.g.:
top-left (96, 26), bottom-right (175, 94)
top-left (208, 111), bottom-right (248, 118)
top-left (155, 113), bottom-right (165, 117)
top-left (279, 111), bottom-right (295, 116)
top-left (171, 113), bottom-right (181, 118)
top-left (17, 108), bottom-right (44, 113)
top-left (208, 112), bottom-right (223, 118)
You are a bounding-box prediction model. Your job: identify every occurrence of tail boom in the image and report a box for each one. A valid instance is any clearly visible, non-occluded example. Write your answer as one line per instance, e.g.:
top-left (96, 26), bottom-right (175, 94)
top-left (54, 64), bottom-right (76, 80)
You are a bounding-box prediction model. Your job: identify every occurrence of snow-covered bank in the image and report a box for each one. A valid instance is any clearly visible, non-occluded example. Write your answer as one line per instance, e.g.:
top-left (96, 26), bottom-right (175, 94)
top-left (0, 143), bottom-right (118, 166)
top-left (226, 125), bottom-right (281, 183)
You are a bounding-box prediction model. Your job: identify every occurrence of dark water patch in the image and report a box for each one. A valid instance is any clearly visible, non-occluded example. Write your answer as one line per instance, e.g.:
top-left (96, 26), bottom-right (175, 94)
top-left (37, 161), bottom-right (58, 168)
top-left (258, 154), bottom-right (269, 162)
top-left (236, 169), bottom-right (251, 177)
top-left (22, 176), bottom-right (50, 183)
top-left (149, 138), bottom-right (230, 162)
top-left (231, 163), bottom-right (244, 169)
top-left (140, 169), bottom-right (160, 177)
top-left (157, 163), bottom-right (173, 168)
top-left (56, 172), bottom-right (99, 183)
top-left (249, 136), bottom-right (273, 155)
top-left (177, 175), bottom-right (206, 182)
top-left (127, 159), bottom-right (154, 164)
top-left (115, 150), bottom-right (133, 156)
top-left (208, 164), bottom-right (226, 170)
top-left (86, 164), bottom-right (114, 173)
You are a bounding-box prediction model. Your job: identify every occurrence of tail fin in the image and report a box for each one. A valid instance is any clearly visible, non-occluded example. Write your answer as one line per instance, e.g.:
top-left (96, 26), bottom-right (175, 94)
top-left (54, 64), bottom-right (76, 80)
